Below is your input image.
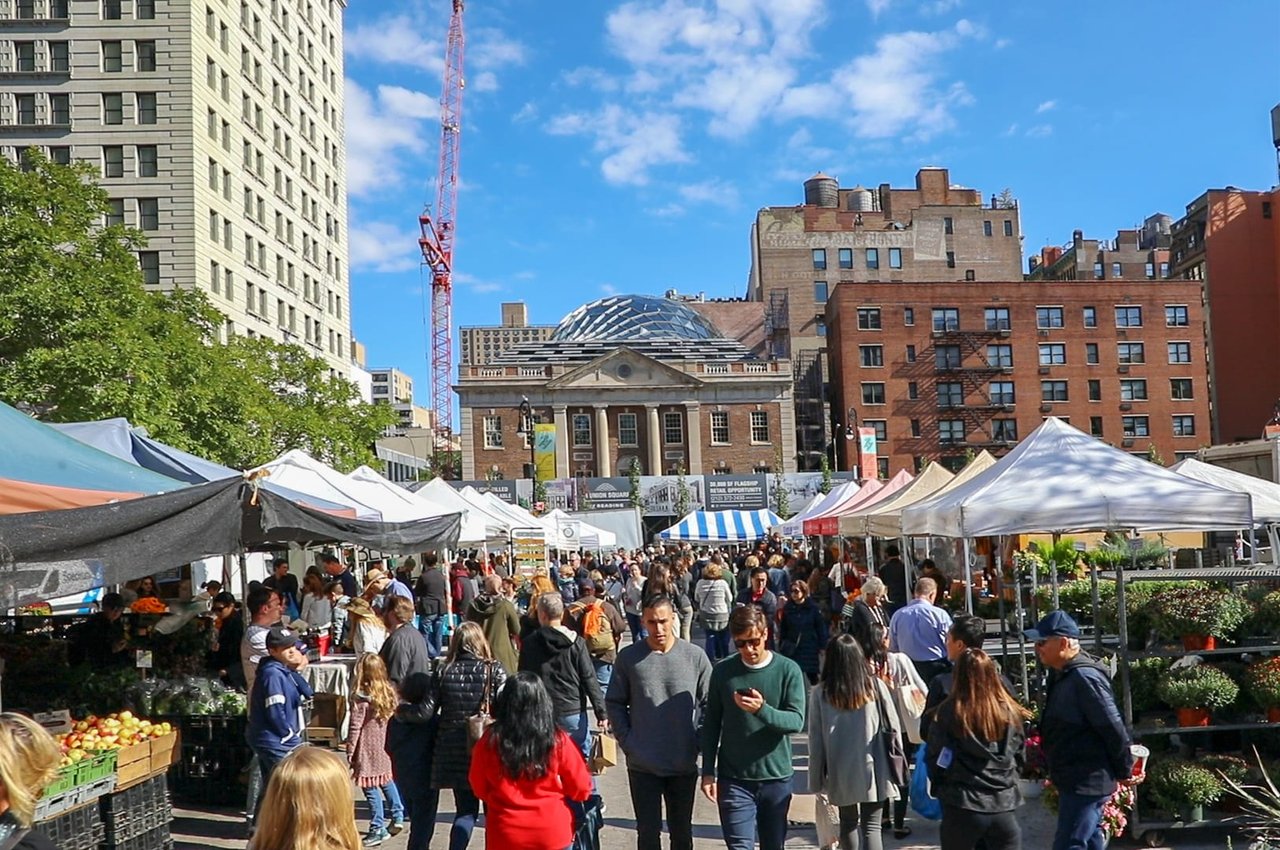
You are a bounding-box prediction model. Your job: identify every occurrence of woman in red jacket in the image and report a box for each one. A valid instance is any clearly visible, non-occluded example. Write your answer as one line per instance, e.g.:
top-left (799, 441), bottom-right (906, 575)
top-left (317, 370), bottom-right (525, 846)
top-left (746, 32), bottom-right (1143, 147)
top-left (468, 671), bottom-right (592, 850)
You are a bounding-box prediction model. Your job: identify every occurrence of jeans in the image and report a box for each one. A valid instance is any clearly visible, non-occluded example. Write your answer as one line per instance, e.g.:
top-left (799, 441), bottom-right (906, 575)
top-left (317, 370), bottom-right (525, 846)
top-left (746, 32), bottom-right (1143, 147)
top-left (628, 771), bottom-right (697, 850)
top-left (249, 748), bottom-right (287, 819)
top-left (402, 789), bottom-right (439, 850)
top-left (705, 626), bottom-right (731, 662)
top-left (716, 776), bottom-right (793, 850)
top-left (244, 753), bottom-right (261, 825)
top-left (592, 658), bottom-right (613, 695)
top-left (418, 613), bottom-right (445, 658)
top-left (626, 612), bottom-right (647, 641)
top-left (678, 607), bottom-right (693, 642)
top-left (837, 801), bottom-right (883, 850)
top-left (363, 781), bottom-right (405, 832)
top-left (1054, 791), bottom-right (1108, 850)
top-left (446, 785), bottom-right (481, 850)
top-left (559, 711), bottom-right (596, 793)
top-left (941, 805), bottom-right (1020, 850)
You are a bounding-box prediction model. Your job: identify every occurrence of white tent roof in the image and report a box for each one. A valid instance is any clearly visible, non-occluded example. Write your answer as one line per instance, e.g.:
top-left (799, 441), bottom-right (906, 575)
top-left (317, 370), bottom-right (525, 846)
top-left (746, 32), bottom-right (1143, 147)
top-left (542, 508), bottom-right (618, 549)
top-left (251, 450), bottom-right (392, 520)
top-left (347, 466), bottom-right (457, 520)
top-left (802, 470), bottom-right (914, 535)
top-left (777, 479), bottom-right (868, 536)
top-left (1170, 458), bottom-right (1280, 524)
top-left (840, 462), bottom-right (955, 537)
top-left (414, 478), bottom-right (509, 543)
top-left (842, 452), bottom-right (999, 538)
top-left (900, 418), bottom-right (1254, 537)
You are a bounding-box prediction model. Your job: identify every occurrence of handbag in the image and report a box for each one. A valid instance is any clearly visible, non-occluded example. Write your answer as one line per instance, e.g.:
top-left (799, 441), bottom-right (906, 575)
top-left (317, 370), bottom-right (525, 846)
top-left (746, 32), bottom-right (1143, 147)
top-left (910, 744), bottom-right (942, 820)
top-left (814, 792), bottom-right (840, 848)
top-left (874, 684), bottom-right (909, 787)
top-left (589, 733), bottom-right (618, 774)
top-left (893, 683), bottom-right (926, 745)
top-left (466, 661), bottom-right (495, 748)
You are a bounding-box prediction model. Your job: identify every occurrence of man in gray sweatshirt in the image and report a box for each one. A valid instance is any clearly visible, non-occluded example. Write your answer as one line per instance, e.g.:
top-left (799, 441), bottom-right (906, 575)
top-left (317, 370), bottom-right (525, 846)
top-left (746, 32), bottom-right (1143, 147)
top-left (606, 594), bottom-right (712, 850)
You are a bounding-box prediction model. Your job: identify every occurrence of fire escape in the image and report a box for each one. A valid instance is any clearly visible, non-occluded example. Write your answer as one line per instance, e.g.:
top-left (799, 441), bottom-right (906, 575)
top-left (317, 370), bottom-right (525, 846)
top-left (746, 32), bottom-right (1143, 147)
top-left (928, 320), bottom-right (1016, 451)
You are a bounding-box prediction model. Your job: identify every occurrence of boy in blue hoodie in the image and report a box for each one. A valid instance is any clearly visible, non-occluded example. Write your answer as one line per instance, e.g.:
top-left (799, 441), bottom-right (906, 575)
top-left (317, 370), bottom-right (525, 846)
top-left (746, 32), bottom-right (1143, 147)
top-left (246, 626), bottom-right (314, 797)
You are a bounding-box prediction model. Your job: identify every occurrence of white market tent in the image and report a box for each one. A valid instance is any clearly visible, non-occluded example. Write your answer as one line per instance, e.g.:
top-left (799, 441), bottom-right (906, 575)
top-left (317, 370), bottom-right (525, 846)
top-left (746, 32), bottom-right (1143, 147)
top-left (659, 509), bottom-right (783, 543)
top-left (775, 480), bottom-right (865, 536)
top-left (1169, 458), bottom-right (1280, 524)
top-left (347, 466), bottom-right (457, 520)
top-left (251, 450), bottom-right (393, 521)
top-left (839, 461), bottom-right (955, 537)
top-left (542, 508), bottom-right (618, 550)
top-left (802, 469), bottom-right (914, 536)
top-left (900, 418), bottom-right (1254, 537)
top-left (414, 478), bottom-right (510, 544)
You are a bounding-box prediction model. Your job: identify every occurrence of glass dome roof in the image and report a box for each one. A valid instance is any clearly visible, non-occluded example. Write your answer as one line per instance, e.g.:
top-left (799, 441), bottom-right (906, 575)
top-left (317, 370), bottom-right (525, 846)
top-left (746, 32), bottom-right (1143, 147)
top-left (551, 295), bottom-right (722, 342)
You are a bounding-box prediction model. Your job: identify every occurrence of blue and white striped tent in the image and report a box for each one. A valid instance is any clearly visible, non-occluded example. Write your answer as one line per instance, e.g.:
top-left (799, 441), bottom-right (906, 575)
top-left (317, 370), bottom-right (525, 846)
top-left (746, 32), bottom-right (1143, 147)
top-left (658, 509), bottom-right (783, 543)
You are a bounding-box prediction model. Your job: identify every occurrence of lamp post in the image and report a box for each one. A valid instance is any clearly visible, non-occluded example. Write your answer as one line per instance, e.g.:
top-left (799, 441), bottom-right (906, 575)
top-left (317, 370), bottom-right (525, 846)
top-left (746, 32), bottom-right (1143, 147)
top-left (516, 396), bottom-right (537, 505)
top-left (844, 406), bottom-right (860, 480)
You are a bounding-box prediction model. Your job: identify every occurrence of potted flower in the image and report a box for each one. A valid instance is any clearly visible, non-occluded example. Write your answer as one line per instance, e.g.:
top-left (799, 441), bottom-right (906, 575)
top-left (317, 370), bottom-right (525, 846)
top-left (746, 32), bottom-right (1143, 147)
top-left (1149, 587), bottom-right (1251, 650)
top-left (1155, 664), bottom-right (1239, 727)
top-left (1245, 657), bottom-right (1280, 723)
top-left (1019, 732), bottom-right (1047, 798)
top-left (1042, 781), bottom-right (1135, 841)
top-left (1149, 758), bottom-right (1224, 822)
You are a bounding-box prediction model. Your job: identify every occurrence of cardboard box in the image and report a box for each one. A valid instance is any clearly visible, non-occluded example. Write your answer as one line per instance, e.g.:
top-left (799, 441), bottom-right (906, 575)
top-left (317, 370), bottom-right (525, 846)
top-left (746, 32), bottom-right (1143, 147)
top-left (308, 694), bottom-right (346, 731)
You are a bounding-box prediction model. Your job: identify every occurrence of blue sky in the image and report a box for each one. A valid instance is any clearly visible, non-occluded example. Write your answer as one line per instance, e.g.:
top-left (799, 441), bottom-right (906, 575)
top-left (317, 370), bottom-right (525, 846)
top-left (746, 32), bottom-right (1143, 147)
top-left (343, 0), bottom-right (1280, 395)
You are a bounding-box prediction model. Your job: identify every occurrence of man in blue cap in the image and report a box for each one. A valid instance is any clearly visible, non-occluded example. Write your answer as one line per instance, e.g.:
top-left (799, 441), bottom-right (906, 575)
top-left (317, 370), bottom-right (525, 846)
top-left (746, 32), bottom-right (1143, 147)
top-left (1026, 610), bottom-right (1134, 850)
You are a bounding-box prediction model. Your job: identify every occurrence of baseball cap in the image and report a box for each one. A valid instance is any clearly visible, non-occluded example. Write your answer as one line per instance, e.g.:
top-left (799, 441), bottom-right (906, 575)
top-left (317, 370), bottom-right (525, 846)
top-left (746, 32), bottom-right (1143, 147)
top-left (1024, 610), bottom-right (1081, 640)
top-left (266, 625), bottom-right (300, 650)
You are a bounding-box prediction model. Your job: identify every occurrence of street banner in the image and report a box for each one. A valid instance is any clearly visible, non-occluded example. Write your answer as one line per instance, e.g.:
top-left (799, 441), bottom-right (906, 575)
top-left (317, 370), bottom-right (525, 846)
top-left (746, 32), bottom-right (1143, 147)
top-left (859, 427), bottom-right (878, 459)
top-left (533, 424), bottom-right (557, 481)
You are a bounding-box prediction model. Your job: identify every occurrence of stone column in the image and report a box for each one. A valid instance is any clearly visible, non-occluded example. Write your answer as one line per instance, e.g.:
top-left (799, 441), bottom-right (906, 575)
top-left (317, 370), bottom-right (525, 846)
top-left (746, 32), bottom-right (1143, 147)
top-left (595, 405), bottom-right (611, 477)
top-left (553, 405), bottom-right (570, 479)
top-left (646, 404), bottom-right (661, 475)
top-left (685, 402), bottom-right (703, 474)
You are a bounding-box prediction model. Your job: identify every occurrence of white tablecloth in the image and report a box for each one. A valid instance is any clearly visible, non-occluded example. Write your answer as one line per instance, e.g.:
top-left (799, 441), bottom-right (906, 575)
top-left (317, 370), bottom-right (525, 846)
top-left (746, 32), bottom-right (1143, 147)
top-left (302, 655), bottom-right (357, 739)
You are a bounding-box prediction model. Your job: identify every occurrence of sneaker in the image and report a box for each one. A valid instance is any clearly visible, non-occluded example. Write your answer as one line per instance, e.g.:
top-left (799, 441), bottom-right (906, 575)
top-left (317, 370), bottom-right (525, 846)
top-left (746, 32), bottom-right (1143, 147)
top-left (362, 828), bottom-right (388, 847)
top-left (387, 820), bottom-right (405, 836)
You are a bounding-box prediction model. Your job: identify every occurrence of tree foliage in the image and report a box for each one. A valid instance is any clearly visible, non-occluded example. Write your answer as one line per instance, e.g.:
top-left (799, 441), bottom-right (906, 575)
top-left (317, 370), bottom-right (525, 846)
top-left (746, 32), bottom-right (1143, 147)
top-left (0, 152), bottom-right (394, 472)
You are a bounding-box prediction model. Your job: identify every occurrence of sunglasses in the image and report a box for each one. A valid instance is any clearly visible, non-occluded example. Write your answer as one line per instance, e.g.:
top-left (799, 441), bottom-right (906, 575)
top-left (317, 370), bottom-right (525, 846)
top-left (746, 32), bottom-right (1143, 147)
top-left (734, 637), bottom-right (765, 649)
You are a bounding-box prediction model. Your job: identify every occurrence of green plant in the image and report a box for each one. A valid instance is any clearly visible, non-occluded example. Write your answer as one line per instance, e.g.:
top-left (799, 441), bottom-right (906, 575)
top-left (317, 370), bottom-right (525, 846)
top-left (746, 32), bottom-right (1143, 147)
top-left (1149, 758), bottom-right (1225, 811)
top-left (1253, 590), bottom-right (1280, 636)
top-left (1130, 656), bottom-right (1173, 714)
top-left (1028, 539), bottom-right (1082, 579)
top-left (1156, 664), bottom-right (1240, 710)
top-left (1202, 753), bottom-right (1252, 786)
top-left (1149, 587), bottom-right (1252, 640)
top-left (1246, 657), bottom-right (1280, 708)
top-left (1033, 579), bottom-right (1105, 624)
top-left (1219, 749), bottom-right (1280, 848)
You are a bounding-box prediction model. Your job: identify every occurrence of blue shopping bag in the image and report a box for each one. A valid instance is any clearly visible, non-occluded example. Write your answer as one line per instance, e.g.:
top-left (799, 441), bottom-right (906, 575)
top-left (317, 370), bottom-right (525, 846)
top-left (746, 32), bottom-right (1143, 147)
top-left (909, 745), bottom-right (942, 820)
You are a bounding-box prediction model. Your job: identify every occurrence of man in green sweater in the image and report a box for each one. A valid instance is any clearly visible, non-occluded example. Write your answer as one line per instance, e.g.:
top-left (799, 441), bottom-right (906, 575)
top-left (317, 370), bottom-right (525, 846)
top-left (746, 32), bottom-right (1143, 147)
top-left (701, 604), bottom-right (807, 850)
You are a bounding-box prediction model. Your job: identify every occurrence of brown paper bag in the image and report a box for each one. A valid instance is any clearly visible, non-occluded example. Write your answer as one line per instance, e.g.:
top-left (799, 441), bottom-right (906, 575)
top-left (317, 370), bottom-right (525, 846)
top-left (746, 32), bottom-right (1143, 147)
top-left (590, 733), bottom-right (618, 774)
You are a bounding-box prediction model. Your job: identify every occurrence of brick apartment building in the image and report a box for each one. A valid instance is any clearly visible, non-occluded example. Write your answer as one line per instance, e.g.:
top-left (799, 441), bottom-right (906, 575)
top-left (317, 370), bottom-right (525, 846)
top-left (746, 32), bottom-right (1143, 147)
top-left (826, 279), bottom-right (1211, 475)
top-left (1028, 219), bottom-right (1171, 281)
top-left (748, 167), bottom-right (1024, 468)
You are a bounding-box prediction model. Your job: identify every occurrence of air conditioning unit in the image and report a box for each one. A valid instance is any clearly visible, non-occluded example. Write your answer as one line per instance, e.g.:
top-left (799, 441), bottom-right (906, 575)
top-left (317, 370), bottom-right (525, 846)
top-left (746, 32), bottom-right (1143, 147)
top-left (1038, 367), bottom-right (1051, 375)
top-left (1037, 329), bottom-right (1050, 337)
top-left (1117, 365), bottom-right (1130, 374)
top-left (1122, 438), bottom-right (1135, 447)
top-left (1039, 404), bottom-right (1052, 413)
top-left (1119, 403), bottom-right (1132, 411)
top-left (999, 329), bottom-right (1011, 338)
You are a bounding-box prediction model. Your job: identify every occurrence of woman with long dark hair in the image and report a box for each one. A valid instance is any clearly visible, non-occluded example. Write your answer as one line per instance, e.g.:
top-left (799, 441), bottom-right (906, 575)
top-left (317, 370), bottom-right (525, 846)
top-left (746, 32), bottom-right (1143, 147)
top-left (808, 634), bottom-right (902, 850)
top-left (468, 672), bottom-right (592, 850)
top-left (925, 649), bottom-right (1030, 850)
top-left (779, 580), bottom-right (829, 685)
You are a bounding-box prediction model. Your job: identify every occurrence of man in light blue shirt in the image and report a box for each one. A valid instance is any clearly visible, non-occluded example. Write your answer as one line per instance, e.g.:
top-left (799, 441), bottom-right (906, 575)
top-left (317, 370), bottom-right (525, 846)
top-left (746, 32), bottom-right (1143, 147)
top-left (888, 577), bottom-right (953, 685)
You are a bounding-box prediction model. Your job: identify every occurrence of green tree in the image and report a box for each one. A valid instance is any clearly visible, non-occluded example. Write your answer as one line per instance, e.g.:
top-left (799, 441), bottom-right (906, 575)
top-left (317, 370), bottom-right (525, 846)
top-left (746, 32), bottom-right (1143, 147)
top-left (628, 457), bottom-right (643, 509)
top-left (818, 452), bottom-right (833, 494)
top-left (1146, 444), bottom-right (1166, 467)
top-left (771, 444), bottom-right (791, 517)
top-left (674, 464), bottom-right (691, 517)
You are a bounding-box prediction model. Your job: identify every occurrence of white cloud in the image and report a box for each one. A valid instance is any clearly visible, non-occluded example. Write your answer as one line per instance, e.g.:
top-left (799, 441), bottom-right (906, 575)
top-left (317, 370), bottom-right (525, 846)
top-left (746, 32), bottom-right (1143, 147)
top-left (344, 81), bottom-right (436, 197)
top-left (994, 37), bottom-right (1012, 49)
top-left (600, 283), bottom-right (620, 295)
top-left (349, 221), bottom-right (421, 273)
top-left (378, 85), bottom-right (439, 120)
top-left (1026, 124), bottom-right (1053, 138)
top-left (454, 272), bottom-right (504, 294)
top-left (345, 17), bottom-right (443, 74)
top-left (924, 0), bottom-right (962, 13)
top-left (472, 72), bottom-right (499, 93)
top-left (512, 102), bottom-right (538, 124)
top-left (865, 0), bottom-right (893, 16)
top-left (678, 178), bottom-right (740, 208)
top-left (562, 66), bottom-right (621, 92)
top-left (546, 105), bottom-right (691, 186)
top-left (1035, 99), bottom-right (1056, 114)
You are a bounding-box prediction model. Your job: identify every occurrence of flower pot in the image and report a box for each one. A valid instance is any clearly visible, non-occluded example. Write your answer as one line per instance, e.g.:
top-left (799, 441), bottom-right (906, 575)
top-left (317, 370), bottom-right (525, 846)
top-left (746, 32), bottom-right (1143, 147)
top-left (1181, 634), bottom-right (1216, 651)
top-left (1018, 779), bottom-right (1044, 799)
top-left (1268, 706), bottom-right (1280, 724)
top-left (1176, 707), bottom-right (1211, 727)
top-left (1179, 804), bottom-right (1204, 823)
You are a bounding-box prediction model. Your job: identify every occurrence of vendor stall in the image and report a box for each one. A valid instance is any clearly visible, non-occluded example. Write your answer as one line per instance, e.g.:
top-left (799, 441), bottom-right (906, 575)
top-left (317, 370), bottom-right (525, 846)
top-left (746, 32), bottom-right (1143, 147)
top-left (658, 509), bottom-right (782, 543)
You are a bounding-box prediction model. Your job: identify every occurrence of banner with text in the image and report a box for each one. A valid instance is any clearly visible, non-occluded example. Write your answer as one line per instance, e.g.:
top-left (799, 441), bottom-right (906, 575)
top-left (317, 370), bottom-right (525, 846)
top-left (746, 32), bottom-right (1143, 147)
top-left (533, 424), bottom-right (557, 482)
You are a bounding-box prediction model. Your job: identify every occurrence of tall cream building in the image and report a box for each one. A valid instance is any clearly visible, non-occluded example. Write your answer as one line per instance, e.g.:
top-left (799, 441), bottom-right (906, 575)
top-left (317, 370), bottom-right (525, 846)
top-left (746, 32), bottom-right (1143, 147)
top-left (0, 0), bottom-right (353, 375)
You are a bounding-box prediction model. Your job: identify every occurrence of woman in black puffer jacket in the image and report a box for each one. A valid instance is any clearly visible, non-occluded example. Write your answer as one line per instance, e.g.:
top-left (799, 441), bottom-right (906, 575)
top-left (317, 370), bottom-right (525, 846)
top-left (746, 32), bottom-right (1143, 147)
top-left (925, 649), bottom-right (1030, 850)
top-left (431, 621), bottom-right (507, 850)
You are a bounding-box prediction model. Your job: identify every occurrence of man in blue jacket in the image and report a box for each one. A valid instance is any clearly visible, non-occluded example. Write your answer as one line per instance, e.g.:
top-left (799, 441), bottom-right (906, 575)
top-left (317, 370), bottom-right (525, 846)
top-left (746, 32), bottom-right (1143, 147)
top-left (246, 625), bottom-right (314, 798)
top-left (1027, 611), bottom-right (1134, 850)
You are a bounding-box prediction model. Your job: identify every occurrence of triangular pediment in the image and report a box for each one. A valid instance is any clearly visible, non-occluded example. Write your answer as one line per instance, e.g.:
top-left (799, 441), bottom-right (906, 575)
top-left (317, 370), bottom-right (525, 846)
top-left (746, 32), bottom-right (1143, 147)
top-left (545, 347), bottom-right (704, 390)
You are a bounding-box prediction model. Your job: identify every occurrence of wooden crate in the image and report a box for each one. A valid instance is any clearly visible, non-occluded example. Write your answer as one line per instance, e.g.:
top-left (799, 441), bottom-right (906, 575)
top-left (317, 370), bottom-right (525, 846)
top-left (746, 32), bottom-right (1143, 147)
top-left (148, 731), bottom-right (179, 773)
top-left (309, 694), bottom-right (346, 730)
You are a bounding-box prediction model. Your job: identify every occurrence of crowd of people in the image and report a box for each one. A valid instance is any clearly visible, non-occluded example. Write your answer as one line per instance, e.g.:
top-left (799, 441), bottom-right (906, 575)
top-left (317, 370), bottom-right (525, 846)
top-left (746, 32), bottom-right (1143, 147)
top-left (5, 539), bottom-right (1137, 850)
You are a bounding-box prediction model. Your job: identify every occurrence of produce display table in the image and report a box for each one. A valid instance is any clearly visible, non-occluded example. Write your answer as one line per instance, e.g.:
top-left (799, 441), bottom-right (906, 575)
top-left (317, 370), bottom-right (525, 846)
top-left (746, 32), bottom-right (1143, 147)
top-left (302, 655), bottom-right (356, 741)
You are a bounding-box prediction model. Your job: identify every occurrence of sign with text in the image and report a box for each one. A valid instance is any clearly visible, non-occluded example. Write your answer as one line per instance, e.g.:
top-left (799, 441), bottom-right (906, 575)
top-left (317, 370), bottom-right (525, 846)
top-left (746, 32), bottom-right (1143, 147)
top-left (533, 424), bottom-right (557, 482)
top-left (705, 474), bottom-right (769, 510)
top-left (450, 480), bottom-right (519, 504)
top-left (511, 527), bottom-right (547, 576)
top-left (859, 427), bottom-right (878, 459)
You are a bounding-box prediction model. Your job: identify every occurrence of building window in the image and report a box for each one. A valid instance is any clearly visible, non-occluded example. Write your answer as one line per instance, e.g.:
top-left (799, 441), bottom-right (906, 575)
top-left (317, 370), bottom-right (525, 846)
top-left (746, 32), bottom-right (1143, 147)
top-left (102, 145), bottom-right (124, 178)
top-left (138, 198), bottom-right (158, 230)
top-left (1036, 306), bottom-right (1064, 329)
top-left (932, 346), bottom-right (961, 372)
top-left (857, 308), bottom-right (881, 331)
top-left (815, 316), bottom-right (826, 337)
top-left (939, 420), bottom-right (965, 444)
top-left (49, 41), bottom-right (70, 72)
top-left (905, 344), bottom-right (916, 363)
top-left (993, 419), bottom-right (1018, 441)
top-left (862, 383), bottom-right (886, 405)
top-left (1117, 342), bottom-right (1145, 364)
top-left (137, 41), bottom-right (157, 72)
top-left (1172, 415), bottom-right (1196, 436)
top-left (1160, 262), bottom-right (1169, 278)
top-left (910, 419), bottom-right (921, 437)
top-left (814, 281), bottom-right (828, 304)
top-left (49, 146), bottom-right (71, 165)
top-left (1038, 343), bottom-right (1066, 366)
top-left (483, 416), bottom-right (503, 449)
top-left (937, 382), bottom-right (964, 408)
top-left (137, 92), bottom-right (157, 124)
top-left (876, 457), bottom-right (890, 479)
top-left (932, 307), bottom-right (959, 331)
top-left (984, 307), bottom-right (1010, 331)
top-left (708, 411), bottom-right (729, 445)
top-left (1085, 343), bottom-right (1099, 365)
top-left (138, 251), bottom-right (160, 286)
top-left (903, 307), bottom-right (914, 326)
top-left (983, 220), bottom-right (993, 237)
top-left (838, 247), bottom-right (853, 269)
top-left (1120, 379), bottom-right (1148, 401)
top-left (1041, 380), bottom-right (1068, 402)
top-left (944, 216), bottom-right (953, 234)
top-left (866, 248), bottom-right (879, 270)
top-left (860, 345), bottom-right (884, 368)
top-left (49, 94), bottom-right (70, 125)
top-left (1082, 306), bottom-right (1097, 328)
top-left (1090, 416), bottom-right (1104, 437)
top-left (618, 412), bottom-right (638, 447)
top-left (1088, 379), bottom-right (1101, 401)
top-left (1165, 305), bottom-right (1189, 327)
top-left (571, 413), bottom-right (591, 447)
top-left (1003, 220), bottom-right (1013, 237)
top-left (1168, 342), bottom-right (1191, 364)
top-left (105, 198), bottom-right (125, 227)
top-left (986, 344), bottom-right (1013, 369)
top-left (864, 419), bottom-right (887, 442)
top-left (662, 411), bottom-right (683, 444)
top-left (812, 248), bottom-right (826, 271)
top-left (989, 381), bottom-right (1015, 405)
top-left (888, 248), bottom-right (902, 269)
top-left (15, 41), bottom-right (35, 72)
top-left (103, 0), bottom-right (122, 18)
top-left (1112, 262), bottom-right (1122, 278)
top-left (907, 382), bottom-right (919, 400)
top-left (137, 0), bottom-right (155, 18)
top-left (1094, 262), bottom-right (1104, 280)
top-left (1171, 378), bottom-right (1194, 400)
top-left (103, 41), bottom-right (123, 72)
top-left (1145, 262), bottom-right (1155, 279)
top-left (946, 251), bottom-right (956, 268)
top-left (1122, 416), bottom-right (1150, 438)
top-left (103, 93), bottom-right (123, 124)
top-left (137, 145), bottom-right (157, 177)
top-left (750, 411), bottom-right (769, 443)
top-left (1115, 306), bottom-right (1142, 327)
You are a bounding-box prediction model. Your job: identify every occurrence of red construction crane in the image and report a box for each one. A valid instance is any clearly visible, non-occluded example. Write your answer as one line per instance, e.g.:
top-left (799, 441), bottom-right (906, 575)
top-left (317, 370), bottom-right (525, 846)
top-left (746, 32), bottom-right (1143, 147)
top-left (419, 0), bottom-right (465, 476)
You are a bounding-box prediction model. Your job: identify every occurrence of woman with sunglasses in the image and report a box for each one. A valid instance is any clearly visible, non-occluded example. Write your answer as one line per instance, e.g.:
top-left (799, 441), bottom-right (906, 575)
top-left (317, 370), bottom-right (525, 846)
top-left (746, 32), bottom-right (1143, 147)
top-left (207, 592), bottom-right (245, 690)
top-left (778, 580), bottom-right (828, 686)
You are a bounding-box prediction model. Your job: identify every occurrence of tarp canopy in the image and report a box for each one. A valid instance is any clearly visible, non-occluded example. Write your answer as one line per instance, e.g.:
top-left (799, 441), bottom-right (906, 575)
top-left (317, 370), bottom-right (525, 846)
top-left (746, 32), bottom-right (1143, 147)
top-left (0, 478), bottom-right (462, 609)
top-left (775, 480), bottom-right (863, 536)
top-left (803, 470), bottom-right (914, 535)
top-left (252, 450), bottom-right (428, 522)
top-left (658, 509), bottom-right (783, 543)
top-left (1169, 458), bottom-right (1280, 525)
top-left (53, 417), bottom-right (356, 516)
top-left (542, 508), bottom-right (618, 549)
top-left (900, 418), bottom-right (1254, 536)
top-left (346, 466), bottom-right (457, 521)
top-left (412, 478), bottom-right (509, 544)
top-left (0, 403), bottom-right (188, 514)
top-left (839, 462), bottom-right (956, 537)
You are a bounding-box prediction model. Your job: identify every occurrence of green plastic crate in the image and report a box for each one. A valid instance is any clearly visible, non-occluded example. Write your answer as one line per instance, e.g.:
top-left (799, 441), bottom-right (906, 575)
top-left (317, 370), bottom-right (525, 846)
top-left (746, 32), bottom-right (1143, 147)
top-left (74, 750), bottom-right (118, 786)
top-left (43, 765), bottom-right (77, 798)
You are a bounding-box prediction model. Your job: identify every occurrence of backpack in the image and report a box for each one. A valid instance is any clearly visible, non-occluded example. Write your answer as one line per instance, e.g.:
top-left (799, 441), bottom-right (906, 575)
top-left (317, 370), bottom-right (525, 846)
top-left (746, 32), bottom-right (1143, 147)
top-left (573, 599), bottom-right (614, 657)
